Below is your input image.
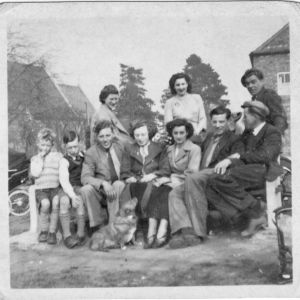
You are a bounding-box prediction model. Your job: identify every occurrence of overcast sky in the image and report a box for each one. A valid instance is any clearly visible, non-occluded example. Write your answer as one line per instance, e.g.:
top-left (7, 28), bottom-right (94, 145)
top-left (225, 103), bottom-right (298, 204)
top-left (5, 2), bottom-right (291, 113)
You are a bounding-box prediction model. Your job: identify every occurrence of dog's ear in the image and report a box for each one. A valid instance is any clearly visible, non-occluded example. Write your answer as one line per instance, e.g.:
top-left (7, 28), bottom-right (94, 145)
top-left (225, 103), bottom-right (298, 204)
top-left (131, 197), bottom-right (138, 206)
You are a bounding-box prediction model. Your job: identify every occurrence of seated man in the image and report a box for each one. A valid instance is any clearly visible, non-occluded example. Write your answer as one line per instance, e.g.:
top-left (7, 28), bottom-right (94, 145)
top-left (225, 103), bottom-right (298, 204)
top-left (168, 106), bottom-right (244, 249)
top-left (206, 101), bottom-right (282, 237)
top-left (241, 68), bottom-right (288, 136)
top-left (81, 120), bottom-right (126, 229)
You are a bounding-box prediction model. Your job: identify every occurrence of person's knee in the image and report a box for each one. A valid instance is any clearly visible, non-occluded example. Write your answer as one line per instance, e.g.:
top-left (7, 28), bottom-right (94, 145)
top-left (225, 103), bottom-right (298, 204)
top-left (80, 184), bottom-right (96, 196)
top-left (40, 198), bottom-right (50, 212)
top-left (60, 195), bottom-right (70, 213)
top-left (112, 180), bottom-right (125, 193)
top-left (169, 186), bottom-right (183, 199)
top-left (168, 189), bottom-right (180, 207)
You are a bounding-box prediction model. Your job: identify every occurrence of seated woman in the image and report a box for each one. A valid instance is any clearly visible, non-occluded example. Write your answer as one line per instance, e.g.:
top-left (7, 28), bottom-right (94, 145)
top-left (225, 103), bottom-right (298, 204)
top-left (166, 119), bottom-right (201, 244)
top-left (164, 73), bottom-right (207, 145)
top-left (90, 84), bottom-right (132, 146)
top-left (120, 120), bottom-right (171, 249)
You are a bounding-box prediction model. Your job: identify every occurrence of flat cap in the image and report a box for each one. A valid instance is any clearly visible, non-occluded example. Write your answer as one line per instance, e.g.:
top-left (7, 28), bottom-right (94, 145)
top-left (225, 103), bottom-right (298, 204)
top-left (241, 101), bottom-right (270, 118)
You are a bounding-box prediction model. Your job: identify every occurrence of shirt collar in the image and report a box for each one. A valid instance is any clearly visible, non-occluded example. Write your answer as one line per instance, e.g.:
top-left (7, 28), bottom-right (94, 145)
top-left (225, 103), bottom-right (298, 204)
top-left (253, 122), bottom-right (266, 136)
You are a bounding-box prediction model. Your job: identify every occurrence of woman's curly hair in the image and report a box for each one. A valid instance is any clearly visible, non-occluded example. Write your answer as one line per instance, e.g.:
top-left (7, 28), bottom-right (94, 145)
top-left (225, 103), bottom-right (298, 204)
top-left (166, 118), bottom-right (194, 142)
top-left (129, 119), bottom-right (158, 140)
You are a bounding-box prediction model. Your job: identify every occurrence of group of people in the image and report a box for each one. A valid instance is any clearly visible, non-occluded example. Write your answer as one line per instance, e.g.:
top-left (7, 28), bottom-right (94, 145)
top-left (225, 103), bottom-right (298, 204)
top-left (30, 68), bottom-right (287, 250)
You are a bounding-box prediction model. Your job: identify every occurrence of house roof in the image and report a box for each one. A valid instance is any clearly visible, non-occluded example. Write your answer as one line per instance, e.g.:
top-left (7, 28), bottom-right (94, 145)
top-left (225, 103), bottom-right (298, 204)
top-left (58, 84), bottom-right (95, 119)
top-left (250, 23), bottom-right (289, 62)
top-left (8, 61), bottom-right (77, 121)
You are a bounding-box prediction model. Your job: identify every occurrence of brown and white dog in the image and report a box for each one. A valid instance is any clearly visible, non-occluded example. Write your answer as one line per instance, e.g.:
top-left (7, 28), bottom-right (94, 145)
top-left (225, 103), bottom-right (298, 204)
top-left (89, 197), bottom-right (138, 252)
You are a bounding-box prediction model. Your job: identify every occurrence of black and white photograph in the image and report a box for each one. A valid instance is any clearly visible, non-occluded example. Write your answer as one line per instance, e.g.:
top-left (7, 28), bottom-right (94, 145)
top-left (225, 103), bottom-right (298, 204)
top-left (0, 1), bottom-right (299, 298)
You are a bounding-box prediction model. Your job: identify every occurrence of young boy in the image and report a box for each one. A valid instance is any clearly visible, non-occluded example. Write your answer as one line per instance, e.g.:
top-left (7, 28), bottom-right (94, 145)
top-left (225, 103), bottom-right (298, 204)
top-left (30, 128), bottom-right (63, 244)
top-left (59, 131), bottom-right (86, 249)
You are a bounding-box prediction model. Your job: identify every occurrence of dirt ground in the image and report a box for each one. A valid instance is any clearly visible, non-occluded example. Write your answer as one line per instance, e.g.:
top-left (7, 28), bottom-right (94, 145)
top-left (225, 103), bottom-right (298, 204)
top-left (9, 215), bottom-right (287, 288)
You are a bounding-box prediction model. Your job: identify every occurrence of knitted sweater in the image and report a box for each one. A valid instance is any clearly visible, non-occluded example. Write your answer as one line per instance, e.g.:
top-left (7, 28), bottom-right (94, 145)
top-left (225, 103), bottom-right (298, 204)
top-left (30, 151), bottom-right (63, 189)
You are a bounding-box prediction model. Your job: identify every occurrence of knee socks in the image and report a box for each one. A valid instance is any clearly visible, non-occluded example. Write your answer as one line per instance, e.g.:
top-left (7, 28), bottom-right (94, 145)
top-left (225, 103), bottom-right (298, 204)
top-left (49, 208), bottom-right (59, 233)
top-left (39, 211), bottom-right (49, 232)
top-left (60, 212), bottom-right (71, 239)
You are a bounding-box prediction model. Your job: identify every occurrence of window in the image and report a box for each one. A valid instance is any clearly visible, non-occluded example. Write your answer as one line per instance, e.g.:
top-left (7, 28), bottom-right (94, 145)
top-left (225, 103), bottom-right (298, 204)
top-left (277, 72), bottom-right (290, 95)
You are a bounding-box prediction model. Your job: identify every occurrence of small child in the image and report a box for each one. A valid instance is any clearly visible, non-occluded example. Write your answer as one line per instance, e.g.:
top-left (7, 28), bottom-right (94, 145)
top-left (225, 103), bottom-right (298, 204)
top-left (58, 131), bottom-right (86, 249)
top-left (30, 128), bottom-right (63, 244)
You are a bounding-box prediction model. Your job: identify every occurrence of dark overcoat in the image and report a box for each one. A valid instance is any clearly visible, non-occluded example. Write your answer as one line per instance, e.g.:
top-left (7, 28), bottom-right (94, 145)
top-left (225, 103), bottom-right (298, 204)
top-left (206, 123), bottom-right (282, 219)
top-left (201, 130), bottom-right (245, 168)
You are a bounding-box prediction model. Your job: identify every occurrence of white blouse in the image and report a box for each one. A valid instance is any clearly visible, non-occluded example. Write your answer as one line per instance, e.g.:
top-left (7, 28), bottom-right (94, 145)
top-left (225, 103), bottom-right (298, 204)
top-left (164, 93), bottom-right (207, 135)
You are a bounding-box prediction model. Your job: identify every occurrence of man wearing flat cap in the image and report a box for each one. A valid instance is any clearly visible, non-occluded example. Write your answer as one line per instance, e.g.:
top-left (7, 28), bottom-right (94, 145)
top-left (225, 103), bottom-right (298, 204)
top-left (241, 68), bottom-right (288, 135)
top-left (204, 100), bottom-right (282, 237)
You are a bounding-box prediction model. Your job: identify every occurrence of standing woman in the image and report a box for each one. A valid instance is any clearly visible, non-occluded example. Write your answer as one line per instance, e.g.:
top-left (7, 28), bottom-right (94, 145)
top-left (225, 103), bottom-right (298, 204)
top-left (164, 73), bottom-right (207, 144)
top-left (166, 119), bottom-right (202, 246)
top-left (90, 85), bottom-right (132, 146)
top-left (120, 120), bottom-right (171, 249)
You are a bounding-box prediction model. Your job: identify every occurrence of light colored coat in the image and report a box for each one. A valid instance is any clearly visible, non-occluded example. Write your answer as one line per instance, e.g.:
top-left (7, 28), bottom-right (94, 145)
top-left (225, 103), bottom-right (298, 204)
top-left (164, 94), bottom-right (207, 135)
top-left (81, 141), bottom-right (125, 190)
top-left (90, 103), bottom-right (131, 146)
top-left (166, 139), bottom-right (201, 188)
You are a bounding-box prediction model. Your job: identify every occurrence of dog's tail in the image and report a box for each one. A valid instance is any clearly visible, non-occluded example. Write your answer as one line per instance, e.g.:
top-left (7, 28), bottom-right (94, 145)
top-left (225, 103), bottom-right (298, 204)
top-left (89, 240), bottom-right (109, 252)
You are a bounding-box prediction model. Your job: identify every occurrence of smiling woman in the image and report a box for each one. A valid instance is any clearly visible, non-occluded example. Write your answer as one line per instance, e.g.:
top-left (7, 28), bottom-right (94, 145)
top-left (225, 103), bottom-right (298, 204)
top-left (164, 73), bottom-right (207, 145)
top-left (90, 85), bottom-right (132, 147)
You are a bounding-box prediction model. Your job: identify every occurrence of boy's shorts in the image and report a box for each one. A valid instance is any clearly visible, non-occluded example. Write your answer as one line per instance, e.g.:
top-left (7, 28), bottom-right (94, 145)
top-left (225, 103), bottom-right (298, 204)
top-left (36, 187), bottom-right (60, 210)
top-left (58, 186), bottom-right (83, 208)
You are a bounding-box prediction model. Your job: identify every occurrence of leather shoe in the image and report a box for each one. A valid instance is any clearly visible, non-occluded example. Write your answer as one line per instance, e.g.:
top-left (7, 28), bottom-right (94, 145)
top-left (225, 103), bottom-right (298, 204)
top-left (241, 215), bottom-right (267, 238)
top-left (152, 235), bottom-right (168, 249)
top-left (183, 233), bottom-right (202, 247)
top-left (75, 235), bottom-right (88, 246)
top-left (144, 235), bottom-right (155, 249)
top-left (168, 233), bottom-right (189, 249)
top-left (64, 235), bottom-right (79, 249)
top-left (47, 232), bottom-right (57, 244)
top-left (38, 231), bottom-right (48, 243)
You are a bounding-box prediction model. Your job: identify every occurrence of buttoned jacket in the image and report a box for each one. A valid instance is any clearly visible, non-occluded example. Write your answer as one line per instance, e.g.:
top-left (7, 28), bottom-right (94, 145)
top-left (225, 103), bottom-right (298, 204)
top-left (167, 139), bottom-right (201, 174)
top-left (120, 141), bottom-right (170, 180)
top-left (81, 141), bottom-right (125, 190)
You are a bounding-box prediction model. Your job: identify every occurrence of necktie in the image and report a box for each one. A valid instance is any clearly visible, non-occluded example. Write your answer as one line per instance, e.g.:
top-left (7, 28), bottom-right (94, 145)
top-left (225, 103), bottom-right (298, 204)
top-left (245, 129), bottom-right (256, 150)
top-left (200, 136), bottom-right (220, 169)
top-left (106, 149), bottom-right (118, 183)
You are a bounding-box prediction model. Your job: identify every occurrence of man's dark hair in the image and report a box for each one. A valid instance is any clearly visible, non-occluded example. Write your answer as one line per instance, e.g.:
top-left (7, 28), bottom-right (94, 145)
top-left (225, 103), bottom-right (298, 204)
top-left (94, 120), bottom-right (114, 135)
top-left (166, 118), bottom-right (194, 140)
top-left (63, 131), bottom-right (79, 144)
top-left (129, 119), bottom-right (158, 140)
top-left (99, 84), bottom-right (119, 104)
top-left (209, 106), bottom-right (231, 120)
top-left (169, 73), bottom-right (192, 95)
top-left (241, 68), bottom-right (264, 87)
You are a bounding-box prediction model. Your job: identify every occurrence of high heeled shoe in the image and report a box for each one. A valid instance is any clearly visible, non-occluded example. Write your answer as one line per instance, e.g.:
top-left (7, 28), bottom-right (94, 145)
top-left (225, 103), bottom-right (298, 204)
top-left (143, 235), bottom-right (156, 249)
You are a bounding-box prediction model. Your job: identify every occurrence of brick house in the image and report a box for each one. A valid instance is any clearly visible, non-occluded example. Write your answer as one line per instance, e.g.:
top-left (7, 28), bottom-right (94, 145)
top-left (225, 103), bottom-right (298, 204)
top-left (249, 23), bottom-right (290, 155)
